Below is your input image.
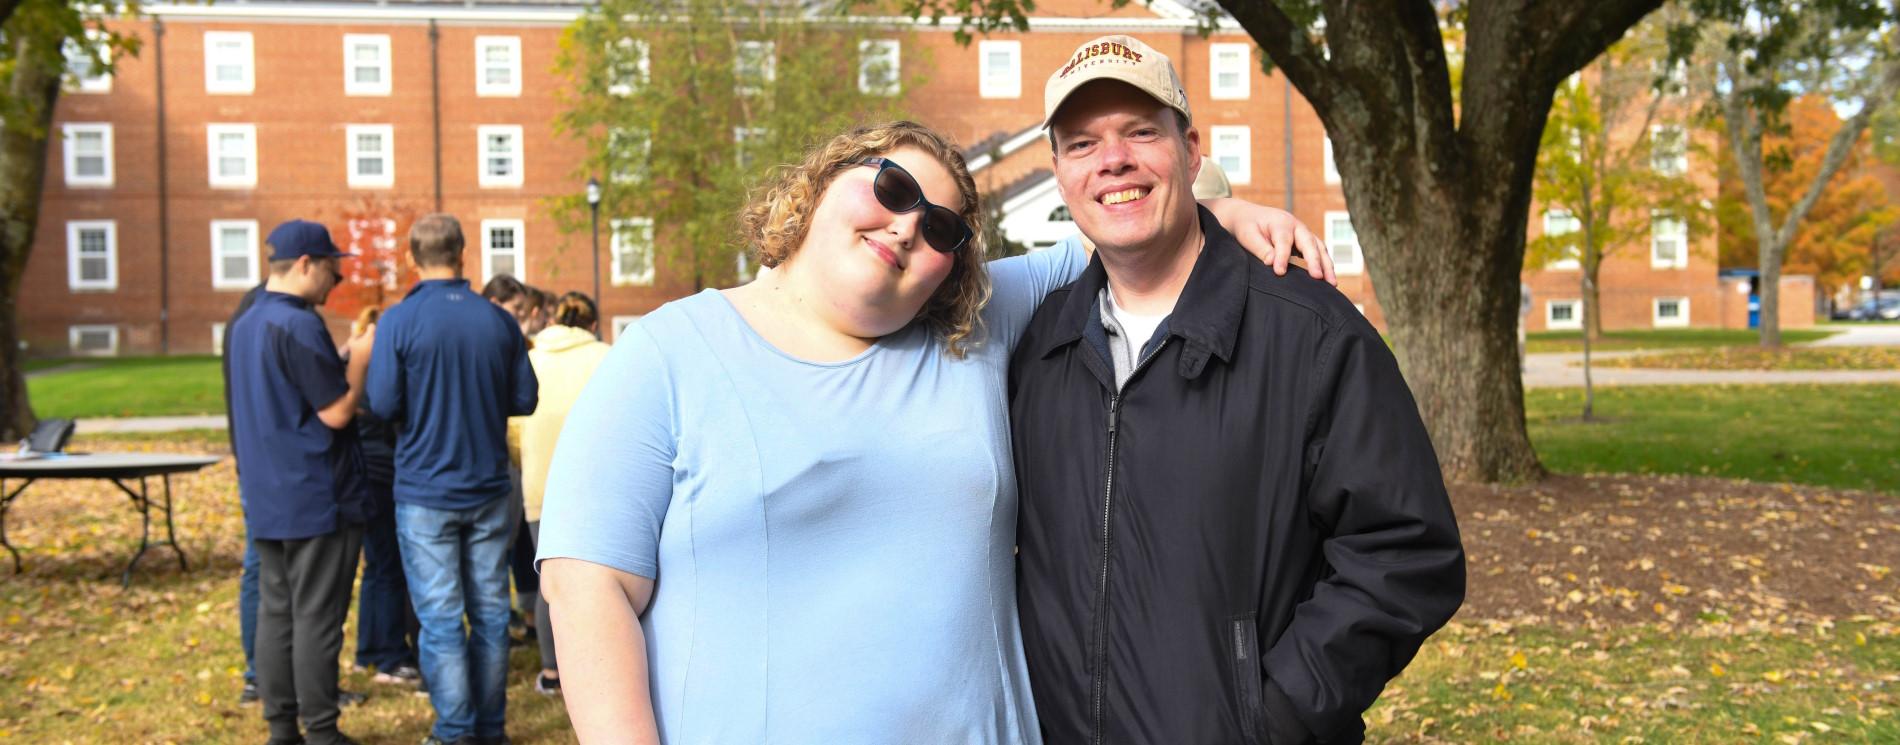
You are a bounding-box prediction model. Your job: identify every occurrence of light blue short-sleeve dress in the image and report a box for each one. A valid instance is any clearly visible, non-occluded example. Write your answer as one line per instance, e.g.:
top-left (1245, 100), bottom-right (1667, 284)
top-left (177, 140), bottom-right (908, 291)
top-left (537, 242), bottom-right (1088, 744)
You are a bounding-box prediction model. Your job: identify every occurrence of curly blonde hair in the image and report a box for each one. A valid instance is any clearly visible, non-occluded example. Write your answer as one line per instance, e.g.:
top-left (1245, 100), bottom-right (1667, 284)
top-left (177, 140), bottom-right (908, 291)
top-left (739, 121), bottom-right (990, 358)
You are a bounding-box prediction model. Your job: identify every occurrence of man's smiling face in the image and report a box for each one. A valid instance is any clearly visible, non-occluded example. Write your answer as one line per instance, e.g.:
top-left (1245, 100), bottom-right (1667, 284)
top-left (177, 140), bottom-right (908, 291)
top-left (1050, 79), bottom-right (1202, 256)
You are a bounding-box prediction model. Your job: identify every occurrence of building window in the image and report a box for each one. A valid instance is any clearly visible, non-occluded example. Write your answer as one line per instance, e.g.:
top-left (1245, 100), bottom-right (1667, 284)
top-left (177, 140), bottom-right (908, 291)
top-left (1323, 136), bottom-right (1340, 184)
top-left (607, 38), bottom-right (648, 97)
top-left (476, 36), bottom-right (521, 96)
top-left (344, 34), bottom-right (392, 96)
top-left (1210, 43), bottom-right (1249, 99)
top-left (346, 124), bottom-right (394, 188)
top-left (1324, 210), bottom-right (1364, 276)
top-left (478, 125), bottom-right (524, 188)
top-left (66, 220), bottom-right (117, 291)
top-left (62, 123), bottom-right (114, 188)
top-left (1543, 209), bottom-right (1582, 270)
top-left (64, 31), bottom-right (112, 93)
top-left (1546, 299), bottom-right (1582, 330)
top-left (1652, 297), bottom-right (1689, 327)
top-left (859, 39), bottom-right (900, 96)
top-left (211, 219), bottom-right (261, 289)
top-left (735, 40), bottom-right (775, 95)
top-left (1651, 124), bottom-right (1687, 175)
top-left (212, 322), bottom-right (227, 356)
top-left (207, 124), bottom-right (258, 188)
top-left (734, 127), bottom-right (767, 172)
top-left (480, 219), bottom-right (526, 284)
top-left (69, 325), bottom-right (120, 357)
top-left (1650, 211), bottom-right (1687, 269)
top-left (611, 315), bottom-right (643, 342)
top-left (611, 218), bottom-right (655, 286)
top-left (204, 31), bottom-right (254, 94)
top-left (979, 40), bottom-right (1020, 98)
top-left (608, 128), bottom-right (650, 185)
top-left (1208, 125), bottom-right (1251, 185)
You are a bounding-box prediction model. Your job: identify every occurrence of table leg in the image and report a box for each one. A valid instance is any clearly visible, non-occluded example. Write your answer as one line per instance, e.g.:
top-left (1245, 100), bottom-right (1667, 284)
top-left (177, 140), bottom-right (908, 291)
top-left (0, 478), bottom-right (30, 575)
top-left (121, 476), bottom-right (152, 587)
top-left (161, 474), bottom-right (188, 572)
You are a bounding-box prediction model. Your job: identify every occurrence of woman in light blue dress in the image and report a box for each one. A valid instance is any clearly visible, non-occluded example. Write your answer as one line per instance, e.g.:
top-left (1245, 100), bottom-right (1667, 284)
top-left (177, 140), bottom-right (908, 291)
top-left (536, 121), bottom-right (1331, 744)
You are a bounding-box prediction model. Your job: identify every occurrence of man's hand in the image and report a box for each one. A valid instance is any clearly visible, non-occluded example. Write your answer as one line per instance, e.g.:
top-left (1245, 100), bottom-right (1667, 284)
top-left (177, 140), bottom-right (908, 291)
top-left (345, 324), bottom-right (376, 387)
top-left (1203, 198), bottom-right (1337, 286)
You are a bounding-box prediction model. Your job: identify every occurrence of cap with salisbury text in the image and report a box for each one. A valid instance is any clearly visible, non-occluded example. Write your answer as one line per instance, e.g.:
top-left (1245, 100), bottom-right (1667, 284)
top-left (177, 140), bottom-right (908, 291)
top-left (266, 219), bottom-right (354, 262)
top-left (1043, 35), bottom-right (1191, 129)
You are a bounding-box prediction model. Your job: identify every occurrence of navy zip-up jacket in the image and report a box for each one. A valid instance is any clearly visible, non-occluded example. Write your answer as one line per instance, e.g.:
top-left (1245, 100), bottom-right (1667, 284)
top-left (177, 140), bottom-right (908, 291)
top-left (366, 278), bottom-right (537, 510)
top-left (1009, 207), bottom-right (1465, 745)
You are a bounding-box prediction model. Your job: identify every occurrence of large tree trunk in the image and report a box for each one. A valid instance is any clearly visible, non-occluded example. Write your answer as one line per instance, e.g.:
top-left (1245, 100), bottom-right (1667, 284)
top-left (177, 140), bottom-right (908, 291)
top-left (0, 35), bottom-right (61, 441)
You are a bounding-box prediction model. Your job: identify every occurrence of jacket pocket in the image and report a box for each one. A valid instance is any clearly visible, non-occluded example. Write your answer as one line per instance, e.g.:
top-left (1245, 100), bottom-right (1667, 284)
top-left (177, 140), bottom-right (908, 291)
top-left (1229, 613), bottom-right (1270, 744)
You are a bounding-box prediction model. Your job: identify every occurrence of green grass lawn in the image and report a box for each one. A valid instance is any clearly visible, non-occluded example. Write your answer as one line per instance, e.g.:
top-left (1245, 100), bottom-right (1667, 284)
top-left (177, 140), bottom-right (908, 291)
top-left (1589, 345), bottom-right (1900, 370)
top-left (1525, 328), bottom-right (1837, 354)
top-left (26, 356), bottom-right (224, 418)
top-left (1527, 383), bottom-right (1900, 494)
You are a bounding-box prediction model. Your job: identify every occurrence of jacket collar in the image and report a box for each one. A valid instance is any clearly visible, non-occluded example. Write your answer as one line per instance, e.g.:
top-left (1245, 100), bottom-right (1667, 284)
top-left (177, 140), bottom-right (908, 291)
top-left (1035, 205), bottom-right (1249, 379)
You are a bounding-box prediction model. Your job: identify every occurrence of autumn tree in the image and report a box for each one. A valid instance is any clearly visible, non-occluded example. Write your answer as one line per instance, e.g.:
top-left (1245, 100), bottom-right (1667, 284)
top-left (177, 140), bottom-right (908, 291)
top-left (1, 0), bottom-right (137, 439)
top-left (902, 0), bottom-right (1675, 483)
top-left (1675, 0), bottom-right (1900, 347)
top-left (553, 0), bottom-right (916, 293)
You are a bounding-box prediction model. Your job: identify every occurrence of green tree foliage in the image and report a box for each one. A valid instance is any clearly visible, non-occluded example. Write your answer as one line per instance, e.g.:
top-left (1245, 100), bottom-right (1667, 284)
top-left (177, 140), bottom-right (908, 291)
top-left (1, 0), bottom-right (139, 438)
top-left (553, 1), bottom-right (917, 291)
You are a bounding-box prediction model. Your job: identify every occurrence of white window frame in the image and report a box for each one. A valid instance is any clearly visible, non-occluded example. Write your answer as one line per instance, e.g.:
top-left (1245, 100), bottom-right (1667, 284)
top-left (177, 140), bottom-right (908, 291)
top-left (607, 38), bottom-right (649, 97)
top-left (62, 123), bottom-right (114, 188)
top-left (1323, 136), bottom-right (1340, 185)
top-left (343, 34), bottom-right (392, 96)
top-left (1546, 299), bottom-right (1582, 330)
top-left (1323, 210), bottom-right (1364, 276)
top-left (610, 217), bottom-right (656, 286)
top-left (66, 220), bottom-right (118, 291)
top-left (477, 125), bottom-right (524, 188)
top-left (1652, 297), bottom-right (1690, 328)
top-left (608, 127), bottom-right (650, 185)
top-left (611, 315), bottom-right (643, 342)
top-left (346, 124), bottom-right (395, 188)
top-left (1209, 43), bottom-right (1249, 99)
top-left (480, 219), bottom-right (526, 285)
top-left (1543, 209), bottom-right (1582, 270)
top-left (475, 36), bottom-right (522, 97)
top-left (212, 322), bottom-right (227, 356)
top-left (979, 40), bottom-right (1020, 98)
top-left (64, 30), bottom-right (112, 93)
top-left (1208, 125), bottom-right (1252, 185)
top-left (69, 325), bottom-right (120, 357)
top-left (735, 40), bottom-right (775, 95)
top-left (858, 39), bottom-right (901, 96)
top-left (203, 31), bottom-right (255, 94)
top-left (210, 219), bottom-right (261, 290)
top-left (206, 124), bottom-right (258, 188)
top-left (1650, 211), bottom-right (1688, 269)
top-left (733, 127), bottom-right (767, 171)
top-left (1651, 123), bottom-right (1687, 175)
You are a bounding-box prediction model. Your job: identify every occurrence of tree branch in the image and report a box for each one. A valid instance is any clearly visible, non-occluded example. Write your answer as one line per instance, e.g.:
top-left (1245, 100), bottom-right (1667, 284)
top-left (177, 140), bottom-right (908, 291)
top-left (1216, 0), bottom-right (1334, 115)
top-left (1534, 0), bottom-right (1671, 87)
top-left (1772, 55), bottom-right (1900, 250)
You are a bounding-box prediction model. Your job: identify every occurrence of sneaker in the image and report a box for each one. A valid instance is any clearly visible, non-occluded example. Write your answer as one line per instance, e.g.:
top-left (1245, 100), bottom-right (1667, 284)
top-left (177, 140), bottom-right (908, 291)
top-left (372, 663), bottom-right (423, 687)
top-left (475, 736), bottom-right (513, 745)
top-left (533, 673), bottom-right (561, 696)
top-left (338, 689), bottom-right (368, 707)
top-left (419, 737), bottom-right (476, 745)
top-left (239, 680), bottom-right (260, 706)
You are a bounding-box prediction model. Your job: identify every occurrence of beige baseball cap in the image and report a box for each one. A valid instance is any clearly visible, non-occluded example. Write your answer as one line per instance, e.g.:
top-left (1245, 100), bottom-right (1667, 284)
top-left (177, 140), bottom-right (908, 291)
top-left (1043, 35), bottom-right (1191, 129)
top-left (1191, 156), bottom-right (1232, 199)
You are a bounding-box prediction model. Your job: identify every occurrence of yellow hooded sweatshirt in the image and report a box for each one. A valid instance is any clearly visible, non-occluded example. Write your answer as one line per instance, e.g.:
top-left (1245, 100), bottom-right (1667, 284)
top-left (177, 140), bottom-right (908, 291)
top-left (519, 324), bottom-right (611, 522)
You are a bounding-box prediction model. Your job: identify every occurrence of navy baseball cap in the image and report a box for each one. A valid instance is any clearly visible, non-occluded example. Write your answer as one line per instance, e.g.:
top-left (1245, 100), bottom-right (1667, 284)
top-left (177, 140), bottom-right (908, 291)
top-left (266, 219), bottom-right (354, 261)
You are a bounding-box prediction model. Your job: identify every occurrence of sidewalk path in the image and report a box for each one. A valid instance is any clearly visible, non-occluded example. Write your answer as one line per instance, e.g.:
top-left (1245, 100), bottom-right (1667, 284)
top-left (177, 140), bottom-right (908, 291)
top-left (1523, 349), bottom-right (1900, 388)
top-left (76, 415), bottom-right (227, 434)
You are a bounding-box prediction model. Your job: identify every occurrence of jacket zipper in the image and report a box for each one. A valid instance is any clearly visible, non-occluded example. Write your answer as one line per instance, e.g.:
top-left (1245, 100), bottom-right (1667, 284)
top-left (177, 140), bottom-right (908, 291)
top-left (1092, 338), bottom-right (1167, 745)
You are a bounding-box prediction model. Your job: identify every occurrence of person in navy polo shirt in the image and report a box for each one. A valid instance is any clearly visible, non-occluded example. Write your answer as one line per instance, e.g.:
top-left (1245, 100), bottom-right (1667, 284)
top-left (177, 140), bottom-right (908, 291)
top-left (367, 214), bottom-right (537, 745)
top-left (228, 219), bottom-right (376, 745)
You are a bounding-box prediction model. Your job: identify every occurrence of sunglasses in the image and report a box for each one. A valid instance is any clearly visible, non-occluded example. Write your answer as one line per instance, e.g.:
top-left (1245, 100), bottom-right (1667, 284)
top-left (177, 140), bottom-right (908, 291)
top-left (858, 157), bottom-right (972, 254)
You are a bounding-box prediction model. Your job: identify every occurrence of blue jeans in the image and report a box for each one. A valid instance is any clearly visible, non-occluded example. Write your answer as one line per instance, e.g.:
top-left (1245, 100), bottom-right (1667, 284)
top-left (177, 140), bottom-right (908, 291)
top-left (395, 496), bottom-right (511, 742)
top-left (356, 487), bottom-right (416, 671)
top-left (241, 530), bottom-right (260, 683)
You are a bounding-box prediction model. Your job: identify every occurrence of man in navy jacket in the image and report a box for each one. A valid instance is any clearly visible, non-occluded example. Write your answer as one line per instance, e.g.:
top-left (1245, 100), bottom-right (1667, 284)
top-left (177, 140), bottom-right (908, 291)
top-left (367, 214), bottom-right (537, 745)
top-left (1010, 37), bottom-right (1465, 744)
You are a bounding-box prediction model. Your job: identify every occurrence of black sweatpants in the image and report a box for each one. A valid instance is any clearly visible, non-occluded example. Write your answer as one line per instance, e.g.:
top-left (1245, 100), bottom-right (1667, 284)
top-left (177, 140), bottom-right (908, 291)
top-left (255, 525), bottom-right (363, 745)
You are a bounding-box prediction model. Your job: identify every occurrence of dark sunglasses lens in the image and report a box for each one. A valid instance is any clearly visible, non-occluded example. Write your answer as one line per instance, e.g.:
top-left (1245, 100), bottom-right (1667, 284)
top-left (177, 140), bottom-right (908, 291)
top-left (872, 164), bottom-right (921, 213)
top-left (922, 208), bottom-right (966, 253)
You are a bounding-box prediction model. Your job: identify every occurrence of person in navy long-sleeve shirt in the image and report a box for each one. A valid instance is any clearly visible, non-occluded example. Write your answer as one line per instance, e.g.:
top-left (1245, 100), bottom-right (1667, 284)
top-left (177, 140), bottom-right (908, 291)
top-left (365, 214), bottom-right (536, 745)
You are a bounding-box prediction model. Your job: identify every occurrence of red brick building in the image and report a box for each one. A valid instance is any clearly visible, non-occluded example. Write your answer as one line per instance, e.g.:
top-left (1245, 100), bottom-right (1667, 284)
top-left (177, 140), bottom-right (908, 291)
top-left (25, 0), bottom-right (1778, 357)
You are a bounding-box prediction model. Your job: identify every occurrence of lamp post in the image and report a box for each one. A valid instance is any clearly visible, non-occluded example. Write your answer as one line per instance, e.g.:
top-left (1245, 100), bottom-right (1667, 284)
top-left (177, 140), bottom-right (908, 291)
top-left (586, 177), bottom-right (602, 336)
